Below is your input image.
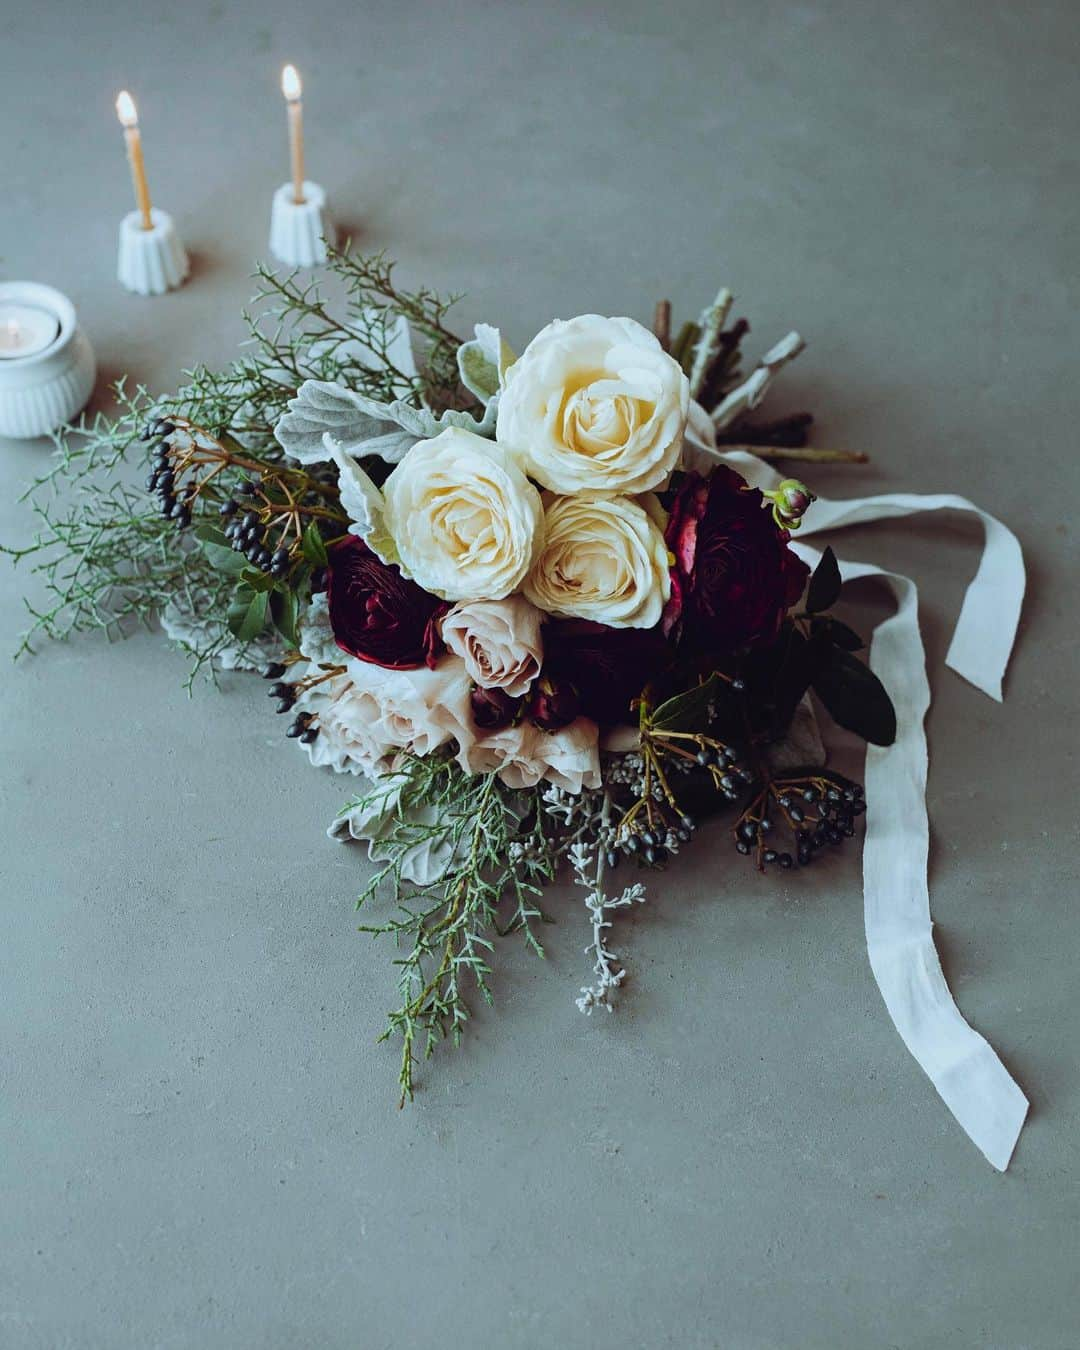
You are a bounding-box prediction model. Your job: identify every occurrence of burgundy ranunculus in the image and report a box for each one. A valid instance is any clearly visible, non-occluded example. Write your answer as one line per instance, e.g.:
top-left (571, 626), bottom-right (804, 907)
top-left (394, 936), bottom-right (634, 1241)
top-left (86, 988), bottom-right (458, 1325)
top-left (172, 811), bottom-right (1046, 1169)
top-left (529, 675), bottom-right (581, 732)
top-left (542, 619), bottom-right (671, 726)
top-left (469, 685), bottom-right (525, 731)
top-left (326, 535), bottom-right (448, 670)
top-left (663, 467), bottom-right (809, 653)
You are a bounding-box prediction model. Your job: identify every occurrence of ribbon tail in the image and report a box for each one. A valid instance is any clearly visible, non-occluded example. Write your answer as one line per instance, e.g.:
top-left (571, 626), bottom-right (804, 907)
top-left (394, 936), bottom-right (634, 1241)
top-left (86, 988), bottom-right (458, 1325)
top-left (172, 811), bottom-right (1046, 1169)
top-left (792, 542), bottom-right (1029, 1170)
top-left (702, 425), bottom-right (1031, 1167)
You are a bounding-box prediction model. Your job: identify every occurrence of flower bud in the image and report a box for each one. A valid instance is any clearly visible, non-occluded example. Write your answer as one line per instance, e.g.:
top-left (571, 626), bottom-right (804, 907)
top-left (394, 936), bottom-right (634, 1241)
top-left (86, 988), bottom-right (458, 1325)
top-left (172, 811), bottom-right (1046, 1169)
top-left (469, 684), bottom-right (526, 732)
top-left (764, 478), bottom-right (815, 529)
top-left (529, 675), bottom-right (581, 731)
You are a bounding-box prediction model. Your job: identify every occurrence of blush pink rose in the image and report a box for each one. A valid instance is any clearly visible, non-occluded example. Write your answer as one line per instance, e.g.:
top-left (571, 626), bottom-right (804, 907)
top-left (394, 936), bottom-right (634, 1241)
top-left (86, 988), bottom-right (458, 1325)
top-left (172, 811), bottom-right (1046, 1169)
top-left (441, 595), bottom-right (544, 698)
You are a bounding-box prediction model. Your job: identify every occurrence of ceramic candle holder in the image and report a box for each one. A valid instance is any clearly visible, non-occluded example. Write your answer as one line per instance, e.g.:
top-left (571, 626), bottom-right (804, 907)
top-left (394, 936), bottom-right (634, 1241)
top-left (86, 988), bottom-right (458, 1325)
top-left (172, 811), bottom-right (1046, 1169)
top-left (269, 181), bottom-right (335, 268)
top-left (118, 208), bottom-right (190, 296)
top-left (0, 283), bottom-right (96, 440)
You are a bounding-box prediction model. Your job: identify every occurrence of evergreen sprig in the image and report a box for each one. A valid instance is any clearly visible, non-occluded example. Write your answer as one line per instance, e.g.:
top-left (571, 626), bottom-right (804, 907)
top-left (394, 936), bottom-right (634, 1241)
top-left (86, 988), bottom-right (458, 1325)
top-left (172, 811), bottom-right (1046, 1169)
top-left (348, 753), bottom-right (553, 1105)
top-left (1, 249), bottom-right (467, 681)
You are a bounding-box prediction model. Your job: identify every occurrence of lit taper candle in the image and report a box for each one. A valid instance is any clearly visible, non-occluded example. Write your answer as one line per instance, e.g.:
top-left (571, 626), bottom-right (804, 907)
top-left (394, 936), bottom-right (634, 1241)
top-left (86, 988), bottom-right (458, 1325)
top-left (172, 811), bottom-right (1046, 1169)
top-left (115, 90), bottom-right (154, 231)
top-left (281, 64), bottom-right (306, 204)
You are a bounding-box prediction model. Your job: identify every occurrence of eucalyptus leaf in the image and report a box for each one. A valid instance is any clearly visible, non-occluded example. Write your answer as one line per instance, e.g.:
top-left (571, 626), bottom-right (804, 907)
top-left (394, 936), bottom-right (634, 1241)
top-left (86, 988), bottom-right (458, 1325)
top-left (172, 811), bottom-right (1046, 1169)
top-left (812, 647), bottom-right (896, 746)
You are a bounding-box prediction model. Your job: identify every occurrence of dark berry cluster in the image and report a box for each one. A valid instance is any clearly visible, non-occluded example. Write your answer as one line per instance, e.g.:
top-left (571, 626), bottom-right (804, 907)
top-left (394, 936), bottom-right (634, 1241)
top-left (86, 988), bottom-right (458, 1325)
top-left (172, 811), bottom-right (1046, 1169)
top-left (733, 774), bottom-right (865, 870)
top-left (607, 735), bottom-right (753, 871)
top-left (262, 663), bottom-right (319, 743)
top-left (691, 743), bottom-right (752, 801)
top-left (218, 489), bottom-right (291, 578)
top-left (609, 814), bottom-right (696, 869)
top-left (140, 419), bottom-right (193, 530)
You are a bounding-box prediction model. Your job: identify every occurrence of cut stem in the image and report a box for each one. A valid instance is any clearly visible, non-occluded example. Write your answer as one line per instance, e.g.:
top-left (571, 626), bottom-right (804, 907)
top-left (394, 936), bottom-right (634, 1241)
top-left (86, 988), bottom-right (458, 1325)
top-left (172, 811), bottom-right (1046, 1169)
top-left (727, 444), bottom-right (870, 464)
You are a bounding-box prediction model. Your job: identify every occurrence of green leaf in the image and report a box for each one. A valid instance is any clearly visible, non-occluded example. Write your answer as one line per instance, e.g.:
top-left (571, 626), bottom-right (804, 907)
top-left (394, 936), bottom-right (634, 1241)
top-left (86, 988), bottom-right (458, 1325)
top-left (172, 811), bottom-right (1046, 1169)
top-left (270, 587), bottom-right (299, 647)
top-left (239, 566), bottom-right (277, 593)
top-left (812, 648), bottom-right (896, 746)
top-left (810, 615), bottom-right (865, 651)
top-left (193, 524), bottom-right (248, 575)
top-left (227, 588), bottom-right (270, 643)
top-left (769, 624), bottom-right (834, 736)
top-left (806, 546), bottom-right (842, 613)
top-left (651, 673), bottom-right (721, 732)
top-left (301, 521), bottom-right (328, 566)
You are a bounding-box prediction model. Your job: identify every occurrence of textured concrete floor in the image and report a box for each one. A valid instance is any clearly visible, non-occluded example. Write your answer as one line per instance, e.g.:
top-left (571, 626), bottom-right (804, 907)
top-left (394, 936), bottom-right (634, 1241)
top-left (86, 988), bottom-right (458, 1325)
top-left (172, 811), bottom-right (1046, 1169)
top-left (2, 1), bottom-right (1078, 1346)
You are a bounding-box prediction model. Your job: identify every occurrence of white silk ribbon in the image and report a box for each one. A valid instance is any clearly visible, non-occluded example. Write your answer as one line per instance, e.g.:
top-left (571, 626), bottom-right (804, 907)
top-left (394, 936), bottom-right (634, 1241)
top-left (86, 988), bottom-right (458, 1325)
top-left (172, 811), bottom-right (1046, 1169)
top-left (704, 441), bottom-right (1029, 1170)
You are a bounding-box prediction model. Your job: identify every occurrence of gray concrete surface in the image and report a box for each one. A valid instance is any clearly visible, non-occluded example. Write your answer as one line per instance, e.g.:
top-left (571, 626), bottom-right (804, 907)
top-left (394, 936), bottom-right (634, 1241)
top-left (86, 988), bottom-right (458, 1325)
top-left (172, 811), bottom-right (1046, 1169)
top-left (2, 1), bottom-right (1078, 1346)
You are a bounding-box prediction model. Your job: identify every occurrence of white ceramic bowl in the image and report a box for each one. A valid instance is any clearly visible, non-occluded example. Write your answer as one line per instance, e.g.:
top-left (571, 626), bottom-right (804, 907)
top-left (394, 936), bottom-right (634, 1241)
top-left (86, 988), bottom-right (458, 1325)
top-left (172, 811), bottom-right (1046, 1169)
top-left (0, 282), bottom-right (96, 441)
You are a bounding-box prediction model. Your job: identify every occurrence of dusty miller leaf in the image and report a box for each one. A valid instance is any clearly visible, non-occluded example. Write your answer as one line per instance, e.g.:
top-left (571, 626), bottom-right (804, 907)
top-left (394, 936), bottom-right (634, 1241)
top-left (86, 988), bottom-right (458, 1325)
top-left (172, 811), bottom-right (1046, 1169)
top-left (275, 379), bottom-right (498, 467)
top-left (329, 446), bottom-right (398, 566)
top-left (456, 323), bottom-right (515, 404)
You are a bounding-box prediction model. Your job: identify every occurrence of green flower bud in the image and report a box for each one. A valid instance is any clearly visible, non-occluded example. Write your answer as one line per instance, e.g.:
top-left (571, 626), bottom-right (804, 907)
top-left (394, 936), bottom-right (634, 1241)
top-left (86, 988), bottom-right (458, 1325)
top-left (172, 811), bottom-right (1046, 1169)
top-left (764, 478), bottom-right (816, 530)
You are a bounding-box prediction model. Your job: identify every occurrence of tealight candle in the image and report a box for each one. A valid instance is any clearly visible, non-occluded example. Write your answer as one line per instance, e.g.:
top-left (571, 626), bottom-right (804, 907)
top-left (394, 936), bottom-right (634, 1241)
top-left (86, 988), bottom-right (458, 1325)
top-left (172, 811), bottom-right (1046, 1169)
top-left (0, 304), bottom-right (60, 360)
top-left (0, 283), bottom-right (96, 440)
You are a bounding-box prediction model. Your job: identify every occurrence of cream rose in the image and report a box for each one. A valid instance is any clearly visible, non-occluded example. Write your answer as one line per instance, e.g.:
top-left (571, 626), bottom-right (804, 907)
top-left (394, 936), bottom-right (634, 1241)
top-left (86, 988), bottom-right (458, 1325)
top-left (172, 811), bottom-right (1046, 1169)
top-left (383, 427), bottom-right (543, 601)
top-left (458, 718), bottom-right (601, 795)
top-left (441, 596), bottom-right (544, 697)
top-left (495, 315), bottom-right (690, 495)
top-left (523, 492), bottom-right (671, 629)
top-left (293, 656), bottom-right (477, 777)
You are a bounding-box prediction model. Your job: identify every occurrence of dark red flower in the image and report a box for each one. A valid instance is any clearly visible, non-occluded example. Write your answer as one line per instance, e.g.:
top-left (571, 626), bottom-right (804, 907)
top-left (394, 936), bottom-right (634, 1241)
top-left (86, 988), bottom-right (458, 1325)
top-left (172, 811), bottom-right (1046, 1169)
top-left (326, 535), bottom-right (448, 670)
top-left (469, 685), bottom-right (525, 731)
top-left (529, 675), bottom-right (581, 732)
top-left (542, 619), bottom-right (670, 726)
top-left (663, 467), bottom-right (809, 653)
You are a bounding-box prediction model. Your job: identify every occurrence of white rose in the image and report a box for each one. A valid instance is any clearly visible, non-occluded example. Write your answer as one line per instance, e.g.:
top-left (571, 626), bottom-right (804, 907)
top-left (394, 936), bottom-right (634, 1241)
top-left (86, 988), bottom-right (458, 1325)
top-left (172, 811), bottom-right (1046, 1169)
top-left (441, 596), bottom-right (544, 697)
top-left (523, 492), bottom-right (671, 629)
top-left (383, 427), bottom-right (543, 601)
top-left (495, 315), bottom-right (690, 495)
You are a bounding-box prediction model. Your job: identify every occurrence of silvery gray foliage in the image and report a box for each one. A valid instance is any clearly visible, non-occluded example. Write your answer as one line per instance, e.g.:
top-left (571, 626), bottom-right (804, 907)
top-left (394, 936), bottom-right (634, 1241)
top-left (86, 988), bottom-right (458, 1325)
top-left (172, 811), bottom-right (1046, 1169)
top-left (274, 379), bottom-right (498, 467)
top-left (455, 323), bottom-right (513, 405)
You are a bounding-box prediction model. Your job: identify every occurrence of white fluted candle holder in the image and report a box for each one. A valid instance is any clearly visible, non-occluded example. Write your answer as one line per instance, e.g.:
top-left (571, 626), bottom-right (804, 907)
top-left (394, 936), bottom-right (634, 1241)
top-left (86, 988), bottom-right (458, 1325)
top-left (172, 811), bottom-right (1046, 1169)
top-left (118, 208), bottom-right (189, 296)
top-left (0, 283), bottom-right (96, 441)
top-left (269, 181), bottom-right (334, 267)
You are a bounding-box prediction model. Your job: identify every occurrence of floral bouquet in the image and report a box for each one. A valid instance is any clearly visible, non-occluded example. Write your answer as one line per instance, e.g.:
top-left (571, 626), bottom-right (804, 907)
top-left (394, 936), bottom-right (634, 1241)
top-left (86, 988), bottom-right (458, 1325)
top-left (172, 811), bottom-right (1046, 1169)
top-left (7, 253), bottom-right (1028, 1167)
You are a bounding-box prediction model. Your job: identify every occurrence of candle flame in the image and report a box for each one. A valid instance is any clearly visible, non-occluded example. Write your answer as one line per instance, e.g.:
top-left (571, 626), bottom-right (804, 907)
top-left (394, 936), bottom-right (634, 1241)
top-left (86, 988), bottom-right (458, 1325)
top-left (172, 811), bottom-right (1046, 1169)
top-left (281, 64), bottom-right (302, 101)
top-left (116, 90), bottom-right (138, 128)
